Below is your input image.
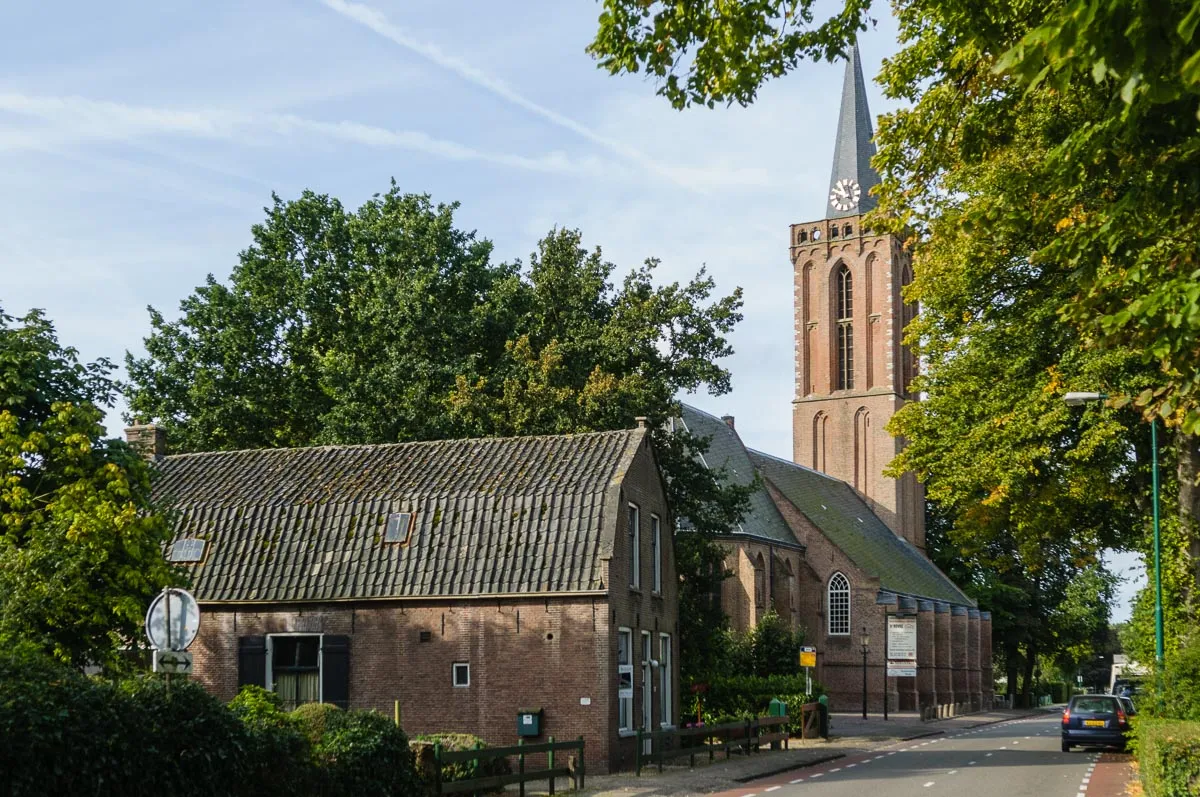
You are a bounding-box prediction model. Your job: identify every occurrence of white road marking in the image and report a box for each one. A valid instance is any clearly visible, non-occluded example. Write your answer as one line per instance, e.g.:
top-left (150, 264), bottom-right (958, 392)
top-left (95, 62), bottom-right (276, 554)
top-left (846, 763), bottom-right (857, 768)
top-left (1082, 777), bottom-right (1090, 784)
top-left (765, 787), bottom-right (781, 792)
top-left (811, 773), bottom-right (824, 779)
top-left (874, 755), bottom-right (884, 760)
top-left (986, 753), bottom-right (993, 757)
top-left (924, 782), bottom-right (935, 788)
top-left (789, 778), bottom-right (805, 784)
top-left (968, 761), bottom-right (976, 765)
top-left (888, 751), bottom-right (897, 756)
top-left (948, 769), bottom-right (958, 775)
top-left (830, 768), bottom-right (841, 773)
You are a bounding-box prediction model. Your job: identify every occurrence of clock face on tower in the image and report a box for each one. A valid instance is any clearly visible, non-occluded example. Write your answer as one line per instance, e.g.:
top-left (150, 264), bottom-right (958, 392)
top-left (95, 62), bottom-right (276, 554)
top-left (829, 178), bottom-right (861, 212)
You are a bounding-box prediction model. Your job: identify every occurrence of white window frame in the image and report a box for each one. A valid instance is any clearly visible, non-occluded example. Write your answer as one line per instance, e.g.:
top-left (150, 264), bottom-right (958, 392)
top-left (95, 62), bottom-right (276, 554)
top-left (641, 631), bottom-right (653, 738)
top-left (452, 661), bottom-right (470, 687)
top-left (617, 627), bottom-right (634, 734)
top-left (651, 514), bottom-right (662, 594)
top-left (827, 572), bottom-right (851, 636)
top-left (628, 503), bottom-right (641, 589)
top-left (659, 633), bottom-right (672, 727)
top-left (265, 632), bottom-right (324, 705)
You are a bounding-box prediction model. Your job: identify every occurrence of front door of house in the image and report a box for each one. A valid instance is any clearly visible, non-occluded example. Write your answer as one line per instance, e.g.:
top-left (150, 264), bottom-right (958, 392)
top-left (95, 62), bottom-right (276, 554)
top-left (641, 631), bottom-right (653, 755)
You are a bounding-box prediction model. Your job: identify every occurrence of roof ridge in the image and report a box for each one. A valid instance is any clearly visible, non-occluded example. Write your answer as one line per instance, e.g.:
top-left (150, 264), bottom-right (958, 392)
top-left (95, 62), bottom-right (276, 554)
top-left (746, 447), bottom-right (845, 484)
top-left (162, 428), bottom-right (636, 461)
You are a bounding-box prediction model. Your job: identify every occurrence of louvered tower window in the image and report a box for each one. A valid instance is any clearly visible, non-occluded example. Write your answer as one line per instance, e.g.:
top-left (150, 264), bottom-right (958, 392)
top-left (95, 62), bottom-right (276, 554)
top-left (836, 264), bottom-right (855, 390)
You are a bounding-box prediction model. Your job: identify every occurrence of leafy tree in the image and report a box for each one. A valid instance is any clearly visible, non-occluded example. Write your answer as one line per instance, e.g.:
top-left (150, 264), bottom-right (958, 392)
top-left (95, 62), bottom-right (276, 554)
top-left (0, 309), bottom-right (175, 669)
top-left (588, 0), bottom-right (1200, 659)
top-left (125, 187), bottom-right (752, 670)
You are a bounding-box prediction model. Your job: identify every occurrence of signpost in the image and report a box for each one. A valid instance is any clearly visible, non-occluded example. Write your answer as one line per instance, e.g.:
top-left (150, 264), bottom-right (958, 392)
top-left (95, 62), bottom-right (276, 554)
top-left (145, 587), bottom-right (201, 693)
top-left (799, 647), bottom-right (816, 695)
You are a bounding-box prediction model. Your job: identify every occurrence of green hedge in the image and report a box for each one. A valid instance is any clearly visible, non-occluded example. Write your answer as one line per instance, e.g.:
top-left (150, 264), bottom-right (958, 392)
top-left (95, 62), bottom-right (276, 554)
top-left (685, 674), bottom-right (821, 735)
top-left (411, 732), bottom-right (512, 792)
top-left (0, 651), bottom-right (417, 797)
top-left (1134, 719), bottom-right (1200, 797)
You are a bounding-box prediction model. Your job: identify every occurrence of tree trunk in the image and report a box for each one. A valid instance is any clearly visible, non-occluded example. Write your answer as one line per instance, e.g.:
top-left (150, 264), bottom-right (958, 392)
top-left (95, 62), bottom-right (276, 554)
top-left (1020, 643), bottom-right (1037, 708)
top-left (1005, 641), bottom-right (1020, 706)
top-left (1179, 432), bottom-right (1200, 599)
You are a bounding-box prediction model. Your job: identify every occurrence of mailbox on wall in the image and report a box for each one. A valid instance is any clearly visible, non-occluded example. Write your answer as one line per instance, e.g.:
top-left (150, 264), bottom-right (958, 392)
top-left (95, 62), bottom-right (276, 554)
top-left (516, 708), bottom-right (544, 737)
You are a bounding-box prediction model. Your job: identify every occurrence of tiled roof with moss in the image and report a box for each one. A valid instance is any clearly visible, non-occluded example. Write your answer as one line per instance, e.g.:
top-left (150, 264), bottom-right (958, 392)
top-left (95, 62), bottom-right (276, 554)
top-left (153, 429), bottom-right (646, 602)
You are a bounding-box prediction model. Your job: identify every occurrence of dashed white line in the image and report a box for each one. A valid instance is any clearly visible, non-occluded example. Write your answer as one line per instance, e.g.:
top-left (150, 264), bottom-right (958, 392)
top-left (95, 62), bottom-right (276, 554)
top-left (846, 763), bottom-right (857, 768)
top-left (789, 778), bottom-right (805, 784)
top-left (986, 752), bottom-right (993, 757)
top-left (948, 769), bottom-right (958, 774)
top-left (811, 773), bottom-right (824, 779)
top-left (874, 755), bottom-right (885, 760)
top-left (968, 761), bottom-right (976, 765)
top-left (830, 768), bottom-right (841, 773)
top-left (765, 787), bottom-right (781, 792)
top-left (924, 782), bottom-right (936, 788)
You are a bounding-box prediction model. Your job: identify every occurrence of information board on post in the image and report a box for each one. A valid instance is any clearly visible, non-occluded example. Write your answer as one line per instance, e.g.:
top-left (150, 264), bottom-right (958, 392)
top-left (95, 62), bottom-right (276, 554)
top-left (886, 616), bottom-right (917, 677)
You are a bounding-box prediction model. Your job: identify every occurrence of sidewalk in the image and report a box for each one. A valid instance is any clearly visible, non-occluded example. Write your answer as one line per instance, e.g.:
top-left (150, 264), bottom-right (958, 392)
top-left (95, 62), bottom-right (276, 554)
top-left (516, 708), bottom-right (1038, 796)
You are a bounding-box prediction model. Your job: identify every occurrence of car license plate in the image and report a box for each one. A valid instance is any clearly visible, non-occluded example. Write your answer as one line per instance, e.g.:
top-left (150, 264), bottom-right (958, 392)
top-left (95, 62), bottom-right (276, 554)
top-left (1084, 720), bottom-right (1106, 727)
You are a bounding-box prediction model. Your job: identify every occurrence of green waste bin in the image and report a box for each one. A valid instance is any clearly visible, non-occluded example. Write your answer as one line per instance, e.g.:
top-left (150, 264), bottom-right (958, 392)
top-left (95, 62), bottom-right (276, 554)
top-left (768, 697), bottom-right (787, 717)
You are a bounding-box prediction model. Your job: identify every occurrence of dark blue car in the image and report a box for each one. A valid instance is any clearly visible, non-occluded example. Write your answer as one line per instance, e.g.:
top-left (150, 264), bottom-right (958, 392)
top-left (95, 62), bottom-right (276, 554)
top-left (1061, 694), bottom-right (1132, 752)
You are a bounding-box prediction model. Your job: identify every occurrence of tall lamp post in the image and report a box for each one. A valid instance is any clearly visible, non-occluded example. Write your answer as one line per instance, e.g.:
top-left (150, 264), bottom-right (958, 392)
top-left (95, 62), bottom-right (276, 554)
top-left (1063, 392), bottom-right (1164, 667)
top-left (861, 626), bottom-right (870, 719)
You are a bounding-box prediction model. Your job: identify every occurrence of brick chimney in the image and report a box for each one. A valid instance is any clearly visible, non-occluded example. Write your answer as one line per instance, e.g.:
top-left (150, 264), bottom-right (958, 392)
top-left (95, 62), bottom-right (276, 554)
top-left (634, 416), bottom-right (649, 429)
top-left (124, 423), bottom-right (167, 460)
top-left (721, 415), bottom-right (735, 430)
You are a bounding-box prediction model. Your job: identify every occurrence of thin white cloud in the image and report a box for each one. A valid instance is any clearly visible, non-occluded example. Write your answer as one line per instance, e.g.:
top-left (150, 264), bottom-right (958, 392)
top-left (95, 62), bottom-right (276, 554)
top-left (0, 92), bottom-right (611, 177)
top-left (318, 0), bottom-right (731, 193)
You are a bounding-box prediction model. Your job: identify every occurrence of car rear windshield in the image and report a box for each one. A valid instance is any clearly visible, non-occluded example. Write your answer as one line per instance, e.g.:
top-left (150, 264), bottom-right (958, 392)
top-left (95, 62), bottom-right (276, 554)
top-left (1072, 697), bottom-right (1118, 713)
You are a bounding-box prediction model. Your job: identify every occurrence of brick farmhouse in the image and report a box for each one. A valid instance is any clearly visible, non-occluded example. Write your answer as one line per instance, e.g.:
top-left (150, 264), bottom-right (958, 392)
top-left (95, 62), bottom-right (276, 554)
top-left (137, 422), bottom-right (676, 774)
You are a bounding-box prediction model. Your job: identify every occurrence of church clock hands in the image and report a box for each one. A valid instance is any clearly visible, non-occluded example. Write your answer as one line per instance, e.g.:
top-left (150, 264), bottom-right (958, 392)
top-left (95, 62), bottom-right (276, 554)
top-left (829, 178), bottom-right (861, 212)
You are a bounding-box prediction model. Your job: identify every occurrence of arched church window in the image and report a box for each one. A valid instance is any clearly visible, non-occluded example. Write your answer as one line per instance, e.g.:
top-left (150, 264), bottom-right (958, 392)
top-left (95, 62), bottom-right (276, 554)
top-left (843, 223), bottom-right (853, 237)
top-left (854, 408), bottom-right (870, 493)
top-left (799, 230), bottom-right (808, 243)
top-left (900, 264), bottom-right (917, 394)
top-left (836, 264), bottom-right (855, 390)
top-left (812, 412), bottom-right (828, 472)
top-left (827, 572), bottom-right (850, 635)
top-left (754, 554), bottom-right (766, 608)
top-left (830, 225), bottom-right (839, 239)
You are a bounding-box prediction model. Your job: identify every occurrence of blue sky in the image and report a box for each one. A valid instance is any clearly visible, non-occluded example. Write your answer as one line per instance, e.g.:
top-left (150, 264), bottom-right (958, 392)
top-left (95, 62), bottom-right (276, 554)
top-left (0, 0), bottom-right (1142, 620)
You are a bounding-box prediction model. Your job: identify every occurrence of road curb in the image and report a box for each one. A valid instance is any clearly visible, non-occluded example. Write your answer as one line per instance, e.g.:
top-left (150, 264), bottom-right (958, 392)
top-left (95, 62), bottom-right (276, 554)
top-left (731, 753), bottom-right (847, 783)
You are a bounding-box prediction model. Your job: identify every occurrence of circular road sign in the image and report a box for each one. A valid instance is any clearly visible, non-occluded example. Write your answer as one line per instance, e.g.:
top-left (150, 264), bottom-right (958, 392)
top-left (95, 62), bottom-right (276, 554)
top-left (145, 588), bottom-right (201, 651)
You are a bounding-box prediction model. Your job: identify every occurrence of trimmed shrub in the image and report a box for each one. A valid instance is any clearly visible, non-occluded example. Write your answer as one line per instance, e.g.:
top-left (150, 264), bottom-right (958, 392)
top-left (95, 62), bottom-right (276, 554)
top-left (1134, 719), bottom-right (1200, 797)
top-left (229, 686), bottom-right (314, 795)
top-left (314, 709), bottom-right (418, 797)
top-left (291, 700), bottom-right (343, 745)
top-left (411, 732), bottom-right (512, 793)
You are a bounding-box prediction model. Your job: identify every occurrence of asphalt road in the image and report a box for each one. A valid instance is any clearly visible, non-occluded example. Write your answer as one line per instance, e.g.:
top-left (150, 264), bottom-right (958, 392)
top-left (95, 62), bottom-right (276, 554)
top-left (716, 714), bottom-right (1118, 797)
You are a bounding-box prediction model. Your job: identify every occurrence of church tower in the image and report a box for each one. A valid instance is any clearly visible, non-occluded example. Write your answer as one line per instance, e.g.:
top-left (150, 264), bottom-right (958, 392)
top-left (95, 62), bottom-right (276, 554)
top-left (790, 45), bottom-right (926, 550)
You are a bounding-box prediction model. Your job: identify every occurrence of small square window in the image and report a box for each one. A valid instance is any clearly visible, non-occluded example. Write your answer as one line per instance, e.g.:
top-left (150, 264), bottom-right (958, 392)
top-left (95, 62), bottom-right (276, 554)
top-left (453, 662), bottom-right (470, 687)
top-left (384, 512), bottom-right (412, 543)
top-left (168, 538), bottom-right (207, 562)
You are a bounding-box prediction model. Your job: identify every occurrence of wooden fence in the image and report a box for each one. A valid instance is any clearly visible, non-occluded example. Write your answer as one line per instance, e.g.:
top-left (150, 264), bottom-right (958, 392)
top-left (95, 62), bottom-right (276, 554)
top-left (634, 715), bottom-right (791, 775)
top-left (431, 736), bottom-right (584, 796)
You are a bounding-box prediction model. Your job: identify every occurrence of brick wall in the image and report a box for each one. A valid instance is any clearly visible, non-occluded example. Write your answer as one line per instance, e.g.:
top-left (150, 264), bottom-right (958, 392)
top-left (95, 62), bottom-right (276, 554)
top-left (719, 540), bottom-right (805, 634)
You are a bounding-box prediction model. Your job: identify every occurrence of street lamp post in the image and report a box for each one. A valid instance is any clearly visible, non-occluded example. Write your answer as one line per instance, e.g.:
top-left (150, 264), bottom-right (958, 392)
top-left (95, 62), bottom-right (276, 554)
top-left (861, 627), bottom-right (870, 719)
top-left (1063, 392), bottom-right (1164, 667)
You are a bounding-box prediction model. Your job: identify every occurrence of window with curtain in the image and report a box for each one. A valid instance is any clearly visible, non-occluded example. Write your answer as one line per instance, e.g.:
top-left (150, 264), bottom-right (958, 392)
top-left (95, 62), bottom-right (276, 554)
top-left (659, 633), bottom-right (672, 726)
top-left (617, 628), bottom-right (633, 732)
top-left (271, 635), bottom-right (320, 710)
top-left (836, 264), bottom-right (854, 390)
top-left (651, 514), bottom-right (662, 593)
top-left (628, 504), bottom-right (641, 589)
top-left (827, 573), bottom-right (851, 635)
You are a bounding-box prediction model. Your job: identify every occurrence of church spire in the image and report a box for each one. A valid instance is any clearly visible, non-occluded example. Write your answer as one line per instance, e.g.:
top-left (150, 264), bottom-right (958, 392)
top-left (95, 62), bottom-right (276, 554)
top-left (825, 44), bottom-right (880, 219)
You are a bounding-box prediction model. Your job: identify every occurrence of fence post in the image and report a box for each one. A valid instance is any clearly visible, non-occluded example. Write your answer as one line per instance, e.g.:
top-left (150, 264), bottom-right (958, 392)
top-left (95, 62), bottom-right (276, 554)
top-left (658, 727), bottom-right (665, 773)
top-left (784, 716), bottom-right (789, 750)
top-left (744, 718), bottom-right (752, 756)
top-left (548, 735), bottom-right (556, 796)
top-left (518, 738), bottom-right (525, 797)
top-left (433, 742), bottom-right (443, 797)
top-left (473, 739), bottom-right (484, 797)
top-left (578, 735), bottom-right (586, 791)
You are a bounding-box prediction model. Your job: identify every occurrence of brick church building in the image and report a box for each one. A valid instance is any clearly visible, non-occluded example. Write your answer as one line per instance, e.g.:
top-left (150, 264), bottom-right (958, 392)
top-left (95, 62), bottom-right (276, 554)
top-left (686, 45), bottom-right (992, 715)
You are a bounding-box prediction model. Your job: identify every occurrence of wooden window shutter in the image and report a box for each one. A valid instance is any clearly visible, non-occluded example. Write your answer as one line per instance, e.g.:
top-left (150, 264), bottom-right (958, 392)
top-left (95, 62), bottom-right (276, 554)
top-left (237, 636), bottom-right (267, 689)
top-left (321, 635), bottom-right (351, 709)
